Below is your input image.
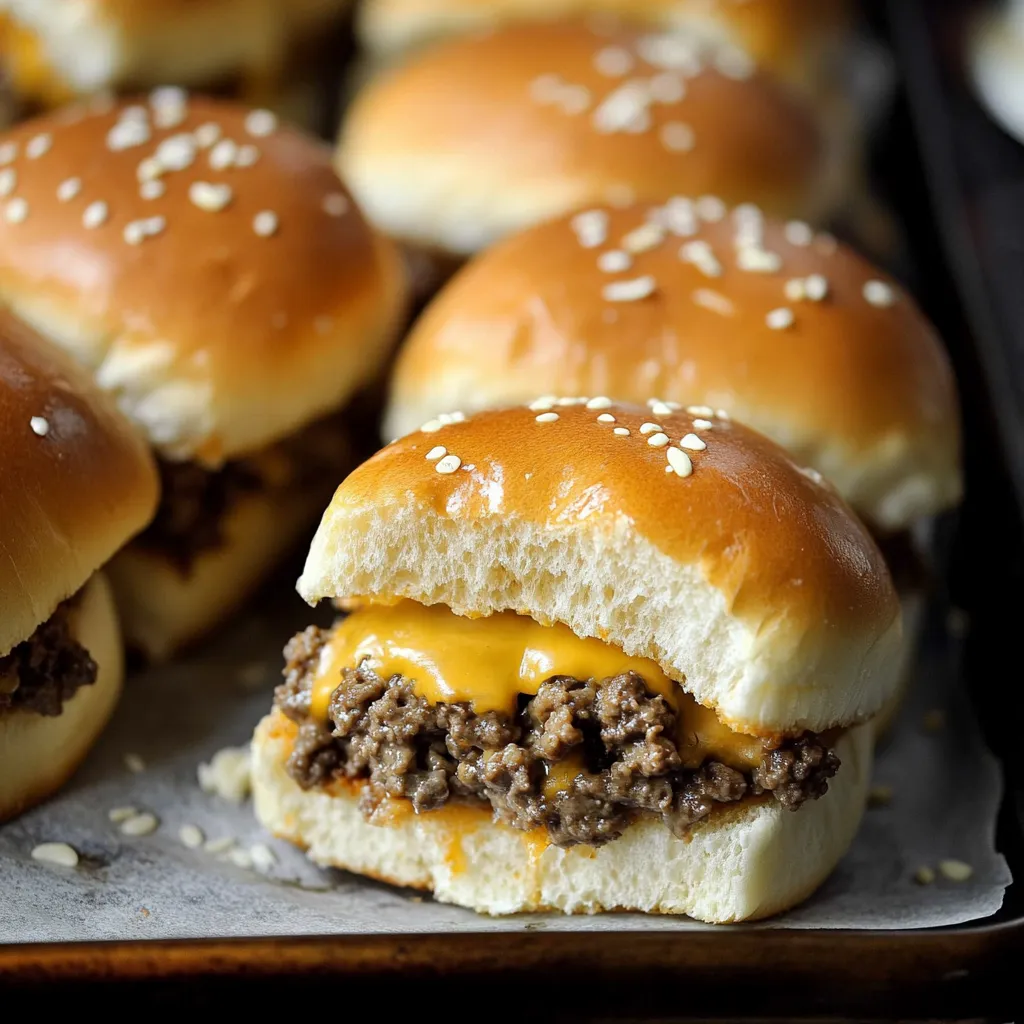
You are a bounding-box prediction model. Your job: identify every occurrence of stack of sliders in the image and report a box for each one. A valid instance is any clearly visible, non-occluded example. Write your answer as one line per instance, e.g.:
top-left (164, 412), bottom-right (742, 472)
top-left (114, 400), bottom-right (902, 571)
top-left (252, 401), bottom-right (901, 921)
top-left (0, 0), bottom-right (352, 121)
top-left (339, 19), bottom-right (850, 284)
top-left (1, 311), bottom-right (158, 822)
top-left (0, 90), bottom-right (407, 659)
top-left (384, 199), bottom-right (963, 724)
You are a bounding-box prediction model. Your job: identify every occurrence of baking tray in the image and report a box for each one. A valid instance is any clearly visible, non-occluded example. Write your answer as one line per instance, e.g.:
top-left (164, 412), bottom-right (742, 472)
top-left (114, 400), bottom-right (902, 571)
top-left (1, 4), bottom-right (1022, 1017)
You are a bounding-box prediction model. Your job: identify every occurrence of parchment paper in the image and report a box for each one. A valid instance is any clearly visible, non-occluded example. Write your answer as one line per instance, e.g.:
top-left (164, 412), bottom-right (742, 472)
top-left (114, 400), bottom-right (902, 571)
top-left (0, 589), bottom-right (1011, 941)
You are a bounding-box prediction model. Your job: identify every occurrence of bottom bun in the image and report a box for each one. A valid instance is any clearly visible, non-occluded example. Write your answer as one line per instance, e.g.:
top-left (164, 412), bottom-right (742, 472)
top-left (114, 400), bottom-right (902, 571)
top-left (253, 711), bottom-right (873, 922)
top-left (0, 573), bottom-right (123, 822)
top-left (106, 486), bottom-right (325, 661)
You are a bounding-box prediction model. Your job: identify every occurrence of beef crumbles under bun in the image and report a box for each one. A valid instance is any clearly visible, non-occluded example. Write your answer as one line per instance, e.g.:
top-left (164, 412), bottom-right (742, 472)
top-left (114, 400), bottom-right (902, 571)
top-left (0, 91), bottom-right (408, 660)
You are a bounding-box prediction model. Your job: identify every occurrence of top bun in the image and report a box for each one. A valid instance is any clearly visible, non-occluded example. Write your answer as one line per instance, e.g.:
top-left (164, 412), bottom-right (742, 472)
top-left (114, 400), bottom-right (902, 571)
top-left (0, 93), bottom-right (407, 466)
top-left (339, 20), bottom-right (838, 258)
top-left (0, 1), bottom-right (351, 104)
top-left (300, 401), bottom-right (901, 734)
top-left (0, 310), bottom-right (159, 656)
top-left (357, 0), bottom-right (851, 91)
top-left (385, 201), bottom-right (961, 531)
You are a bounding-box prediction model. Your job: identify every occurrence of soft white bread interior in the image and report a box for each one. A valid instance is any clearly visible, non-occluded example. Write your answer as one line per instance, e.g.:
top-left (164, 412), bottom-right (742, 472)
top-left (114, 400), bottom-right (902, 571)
top-left (253, 711), bottom-right (872, 921)
top-left (0, 573), bottom-right (123, 822)
top-left (299, 403), bottom-right (902, 734)
top-left (107, 483), bottom-right (327, 661)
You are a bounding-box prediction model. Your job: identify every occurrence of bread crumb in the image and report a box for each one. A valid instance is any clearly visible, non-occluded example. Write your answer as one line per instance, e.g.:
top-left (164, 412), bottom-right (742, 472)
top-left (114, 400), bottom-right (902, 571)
top-left (204, 835), bottom-right (235, 855)
top-left (198, 745), bottom-right (252, 803)
top-left (108, 806), bottom-right (138, 823)
top-left (124, 753), bottom-right (146, 773)
top-left (31, 842), bottom-right (79, 868)
top-left (179, 824), bottom-right (205, 849)
top-left (120, 812), bottom-right (159, 837)
top-left (249, 843), bottom-right (277, 874)
top-left (939, 859), bottom-right (973, 882)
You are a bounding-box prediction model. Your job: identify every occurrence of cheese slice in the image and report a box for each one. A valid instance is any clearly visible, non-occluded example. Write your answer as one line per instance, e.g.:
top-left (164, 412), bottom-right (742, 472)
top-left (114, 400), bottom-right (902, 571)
top-left (311, 600), bottom-right (766, 770)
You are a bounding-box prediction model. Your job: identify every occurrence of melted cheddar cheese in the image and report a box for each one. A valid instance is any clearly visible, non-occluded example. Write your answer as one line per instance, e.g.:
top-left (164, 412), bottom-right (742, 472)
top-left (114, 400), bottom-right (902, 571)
top-left (311, 601), bottom-right (766, 771)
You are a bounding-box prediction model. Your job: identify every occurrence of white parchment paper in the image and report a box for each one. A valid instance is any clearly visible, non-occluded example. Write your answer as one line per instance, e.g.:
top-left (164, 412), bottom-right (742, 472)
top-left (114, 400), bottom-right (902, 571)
top-left (0, 590), bottom-right (1011, 942)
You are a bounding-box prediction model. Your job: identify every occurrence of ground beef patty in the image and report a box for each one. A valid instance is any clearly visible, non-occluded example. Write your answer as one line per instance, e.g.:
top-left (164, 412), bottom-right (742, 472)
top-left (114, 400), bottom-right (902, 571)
top-left (276, 627), bottom-right (841, 848)
top-left (0, 598), bottom-right (98, 717)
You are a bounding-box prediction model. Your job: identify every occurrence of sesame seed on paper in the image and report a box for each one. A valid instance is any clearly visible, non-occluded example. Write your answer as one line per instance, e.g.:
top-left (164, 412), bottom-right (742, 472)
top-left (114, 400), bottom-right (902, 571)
top-left (31, 843), bottom-right (79, 868)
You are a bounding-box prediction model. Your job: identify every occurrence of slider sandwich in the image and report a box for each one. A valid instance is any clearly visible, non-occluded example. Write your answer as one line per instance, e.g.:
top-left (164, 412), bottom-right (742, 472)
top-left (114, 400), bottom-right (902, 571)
top-left (252, 401), bottom-right (901, 921)
top-left (0, 92), bottom-right (407, 659)
top-left (339, 19), bottom-right (849, 284)
top-left (1, 311), bottom-right (158, 822)
top-left (385, 200), bottom-right (963, 726)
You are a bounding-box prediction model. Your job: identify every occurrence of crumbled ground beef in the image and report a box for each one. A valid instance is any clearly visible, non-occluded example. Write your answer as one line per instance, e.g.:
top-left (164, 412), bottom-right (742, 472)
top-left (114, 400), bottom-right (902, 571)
top-left (276, 627), bottom-right (841, 848)
top-left (0, 597), bottom-right (97, 716)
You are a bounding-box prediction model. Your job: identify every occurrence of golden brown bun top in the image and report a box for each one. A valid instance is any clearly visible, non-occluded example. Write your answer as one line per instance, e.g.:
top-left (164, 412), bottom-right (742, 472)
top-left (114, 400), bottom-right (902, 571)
top-left (326, 400), bottom-right (899, 653)
top-left (0, 93), bottom-right (406, 464)
top-left (386, 202), bottom-right (961, 530)
top-left (357, 0), bottom-right (851, 89)
top-left (0, 311), bottom-right (158, 655)
top-left (341, 19), bottom-right (834, 255)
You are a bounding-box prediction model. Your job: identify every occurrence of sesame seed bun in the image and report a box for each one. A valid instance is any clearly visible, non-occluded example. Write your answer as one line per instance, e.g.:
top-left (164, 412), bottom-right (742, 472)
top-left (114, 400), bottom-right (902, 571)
top-left (0, 1), bottom-right (351, 106)
top-left (384, 202), bottom-right (962, 532)
top-left (0, 573), bottom-right (123, 823)
top-left (0, 311), bottom-right (158, 657)
top-left (252, 709), bottom-right (873, 922)
top-left (299, 402), bottom-right (901, 735)
top-left (356, 0), bottom-right (851, 93)
top-left (339, 20), bottom-right (840, 260)
top-left (0, 94), bottom-right (407, 465)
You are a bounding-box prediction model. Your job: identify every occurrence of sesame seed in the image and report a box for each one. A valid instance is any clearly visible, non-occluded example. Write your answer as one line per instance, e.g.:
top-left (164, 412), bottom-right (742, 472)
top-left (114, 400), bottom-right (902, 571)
top-left (863, 279), bottom-right (896, 307)
top-left (120, 812), bottom-right (159, 837)
top-left (4, 197), bottom-right (28, 224)
top-left (26, 133), bottom-right (52, 159)
top-left (150, 85), bottom-right (187, 111)
top-left (660, 121), bottom-right (695, 152)
top-left (716, 408), bottom-right (730, 419)
top-left (680, 240), bottom-right (722, 278)
top-left (179, 824), bottom-right (205, 849)
top-left (205, 836), bottom-right (236, 855)
top-left (136, 156), bottom-right (163, 182)
top-left (121, 103), bottom-right (148, 121)
top-left (557, 84), bottom-right (592, 115)
top-left (766, 307), bottom-right (795, 330)
top-left (585, 396), bottom-right (613, 409)
top-left (193, 122), bottom-right (222, 148)
top-left (938, 859), bottom-right (973, 882)
top-left (124, 753), bottom-right (145, 773)
top-left (687, 405), bottom-right (713, 416)
top-left (245, 108), bottom-right (277, 137)
top-left (123, 221), bottom-right (146, 245)
top-left (692, 288), bottom-right (735, 317)
top-left (440, 411), bottom-right (466, 423)
top-left (208, 138), bottom-right (238, 170)
top-left (556, 397), bottom-right (586, 406)
top-left (784, 278), bottom-right (806, 302)
top-left (736, 246), bottom-right (782, 273)
top-left (250, 843), bottom-right (277, 874)
top-left (530, 73), bottom-right (563, 103)
top-left (648, 71), bottom-right (685, 103)
top-left (649, 401), bottom-right (674, 416)
top-left (914, 866), bottom-right (935, 885)
top-left (679, 433), bottom-right (707, 451)
top-left (732, 202), bottom-right (764, 249)
top-left (597, 249), bottom-right (632, 274)
top-left (56, 177), bottom-right (81, 203)
top-left (571, 209), bottom-right (609, 248)
top-left (622, 221), bottom-right (665, 253)
top-left (108, 806), bottom-right (137, 822)
top-left (235, 143), bottom-right (259, 167)
top-left (695, 195), bottom-right (726, 222)
top-left (667, 447), bottom-right (693, 477)
top-left (613, 427), bottom-right (630, 436)
top-left (535, 412), bottom-right (560, 423)
top-left (647, 432), bottom-right (669, 447)
top-left (29, 416), bottom-right (50, 436)
top-left (435, 454), bottom-right (462, 474)
top-left (155, 132), bottom-right (196, 171)
top-left (0, 141), bottom-right (16, 164)
top-left (229, 848), bottom-right (253, 870)
top-left (804, 274), bottom-right (829, 302)
top-left (602, 275), bottom-right (656, 302)
top-left (323, 192), bottom-right (348, 217)
top-left (693, 418), bottom-right (713, 429)
top-left (655, 196), bottom-right (698, 237)
top-left (253, 210), bottom-right (279, 237)
top-left (31, 843), bottom-right (79, 868)
top-left (140, 180), bottom-right (165, 200)
top-left (0, 168), bottom-right (15, 196)
top-left (594, 45), bottom-right (634, 76)
top-left (636, 32), bottom-right (703, 75)
top-left (107, 117), bottom-right (150, 151)
top-left (665, 465), bottom-right (674, 474)
top-left (528, 396), bottom-right (557, 411)
top-left (784, 220), bottom-right (813, 246)
top-left (593, 80), bottom-right (652, 134)
top-left (639, 422), bottom-right (662, 434)
top-left (425, 446), bottom-right (446, 460)
top-left (714, 45), bottom-right (755, 80)
top-left (597, 413), bottom-right (616, 423)
top-left (189, 181), bottom-right (233, 212)
top-left (82, 200), bottom-right (108, 229)
top-left (816, 232), bottom-right (838, 254)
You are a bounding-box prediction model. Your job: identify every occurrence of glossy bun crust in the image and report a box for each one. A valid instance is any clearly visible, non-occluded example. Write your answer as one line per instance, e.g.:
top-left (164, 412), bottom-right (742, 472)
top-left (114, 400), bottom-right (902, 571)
top-left (0, 94), bottom-right (406, 465)
top-left (300, 402), bottom-right (901, 733)
top-left (340, 20), bottom-right (835, 258)
top-left (386, 202), bottom-right (961, 530)
top-left (0, 312), bottom-right (158, 655)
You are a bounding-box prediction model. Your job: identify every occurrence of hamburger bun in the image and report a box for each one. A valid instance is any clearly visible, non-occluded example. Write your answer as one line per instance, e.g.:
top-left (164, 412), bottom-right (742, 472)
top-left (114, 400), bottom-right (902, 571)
top-left (0, 310), bottom-right (158, 657)
top-left (0, 92), bottom-right (407, 466)
top-left (385, 201), bottom-right (961, 532)
top-left (253, 709), bottom-right (873, 921)
top-left (0, 573), bottom-right (123, 822)
top-left (339, 20), bottom-right (841, 260)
